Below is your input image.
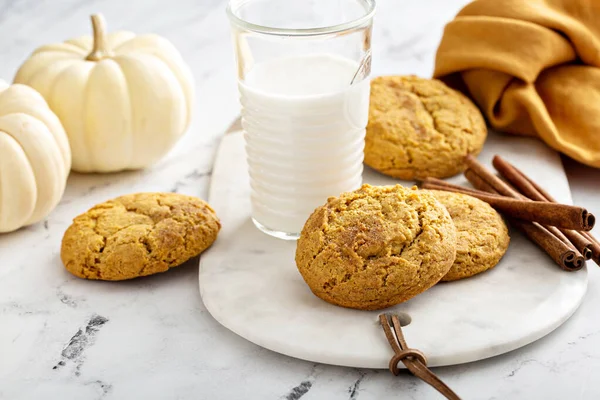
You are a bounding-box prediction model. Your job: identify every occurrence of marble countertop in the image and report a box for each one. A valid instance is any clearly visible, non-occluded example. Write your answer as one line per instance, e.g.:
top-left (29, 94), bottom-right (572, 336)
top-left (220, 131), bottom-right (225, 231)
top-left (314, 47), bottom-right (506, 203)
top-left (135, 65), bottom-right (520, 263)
top-left (1, 0), bottom-right (599, 399)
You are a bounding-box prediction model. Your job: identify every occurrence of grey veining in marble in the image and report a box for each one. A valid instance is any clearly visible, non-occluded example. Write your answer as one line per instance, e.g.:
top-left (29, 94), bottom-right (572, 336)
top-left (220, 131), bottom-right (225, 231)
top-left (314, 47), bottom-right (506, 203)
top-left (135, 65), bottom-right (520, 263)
top-left (1, 0), bottom-right (600, 399)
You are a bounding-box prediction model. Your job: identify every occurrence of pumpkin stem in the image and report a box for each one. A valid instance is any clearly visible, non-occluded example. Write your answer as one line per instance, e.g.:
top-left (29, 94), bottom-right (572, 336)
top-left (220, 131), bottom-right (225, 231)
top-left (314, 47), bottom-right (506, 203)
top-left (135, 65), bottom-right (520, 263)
top-left (86, 14), bottom-right (113, 61)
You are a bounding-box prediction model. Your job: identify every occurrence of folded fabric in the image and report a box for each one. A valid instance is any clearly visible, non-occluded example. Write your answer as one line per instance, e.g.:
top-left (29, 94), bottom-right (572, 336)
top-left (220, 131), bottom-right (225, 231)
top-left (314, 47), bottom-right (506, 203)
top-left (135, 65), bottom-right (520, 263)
top-left (434, 0), bottom-right (600, 168)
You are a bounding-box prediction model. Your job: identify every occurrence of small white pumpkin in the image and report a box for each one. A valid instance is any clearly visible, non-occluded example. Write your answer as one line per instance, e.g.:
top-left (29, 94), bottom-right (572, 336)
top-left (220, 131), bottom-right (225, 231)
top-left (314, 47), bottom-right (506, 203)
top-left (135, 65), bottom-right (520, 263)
top-left (14, 14), bottom-right (195, 173)
top-left (0, 80), bottom-right (71, 233)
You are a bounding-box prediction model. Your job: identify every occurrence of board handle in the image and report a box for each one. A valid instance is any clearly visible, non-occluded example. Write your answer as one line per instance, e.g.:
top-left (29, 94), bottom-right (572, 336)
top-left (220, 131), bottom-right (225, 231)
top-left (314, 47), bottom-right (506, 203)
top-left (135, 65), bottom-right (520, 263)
top-left (379, 314), bottom-right (462, 400)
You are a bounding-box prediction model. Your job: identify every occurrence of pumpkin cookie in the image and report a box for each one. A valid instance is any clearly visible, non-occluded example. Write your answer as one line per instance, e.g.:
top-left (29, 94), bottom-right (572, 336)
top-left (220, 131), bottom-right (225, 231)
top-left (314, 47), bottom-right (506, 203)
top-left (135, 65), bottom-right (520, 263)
top-left (427, 190), bottom-right (510, 281)
top-left (365, 75), bottom-right (487, 179)
top-left (61, 193), bottom-right (220, 280)
top-left (295, 184), bottom-right (457, 310)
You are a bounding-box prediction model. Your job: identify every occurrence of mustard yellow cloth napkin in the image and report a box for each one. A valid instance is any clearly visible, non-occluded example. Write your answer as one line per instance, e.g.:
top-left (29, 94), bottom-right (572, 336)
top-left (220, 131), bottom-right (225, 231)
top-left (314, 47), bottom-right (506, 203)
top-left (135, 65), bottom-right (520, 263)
top-left (434, 0), bottom-right (600, 168)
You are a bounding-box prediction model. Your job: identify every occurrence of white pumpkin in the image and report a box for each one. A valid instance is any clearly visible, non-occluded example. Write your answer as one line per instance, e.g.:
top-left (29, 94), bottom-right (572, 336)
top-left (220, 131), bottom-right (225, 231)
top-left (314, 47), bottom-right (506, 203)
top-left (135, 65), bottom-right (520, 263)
top-left (0, 80), bottom-right (71, 233)
top-left (14, 14), bottom-right (195, 173)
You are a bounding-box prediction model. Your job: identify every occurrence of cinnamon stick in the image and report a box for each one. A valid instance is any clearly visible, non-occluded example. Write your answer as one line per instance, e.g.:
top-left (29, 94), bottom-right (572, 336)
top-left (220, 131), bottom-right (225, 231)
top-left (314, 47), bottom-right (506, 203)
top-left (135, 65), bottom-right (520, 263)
top-left (465, 169), bottom-right (591, 253)
top-left (465, 155), bottom-right (522, 198)
top-left (422, 179), bottom-right (592, 231)
top-left (463, 168), bottom-right (577, 247)
top-left (559, 230), bottom-right (593, 261)
top-left (465, 156), bottom-right (594, 231)
top-left (463, 166), bottom-right (585, 271)
top-left (465, 169), bottom-right (498, 194)
top-left (423, 177), bottom-right (504, 198)
top-left (427, 176), bottom-right (561, 235)
top-left (491, 156), bottom-right (550, 202)
top-left (430, 174), bottom-right (583, 249)
top-left (466, 164), bottom-right (589, 252)
top-left (432, 178), bottom-right (580, 253)
top-left (582, 232), bottom-right (600, 265)
top-left (492, 155), bottom-right (598, 263)
top-left (511, 221), bottom-right (585, 271)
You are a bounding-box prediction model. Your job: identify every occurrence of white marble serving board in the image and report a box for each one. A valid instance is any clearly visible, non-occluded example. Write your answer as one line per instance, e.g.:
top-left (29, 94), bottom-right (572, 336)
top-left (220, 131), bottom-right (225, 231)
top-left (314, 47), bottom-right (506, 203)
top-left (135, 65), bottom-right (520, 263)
top-left (198, 129), bottom-right (588, 369)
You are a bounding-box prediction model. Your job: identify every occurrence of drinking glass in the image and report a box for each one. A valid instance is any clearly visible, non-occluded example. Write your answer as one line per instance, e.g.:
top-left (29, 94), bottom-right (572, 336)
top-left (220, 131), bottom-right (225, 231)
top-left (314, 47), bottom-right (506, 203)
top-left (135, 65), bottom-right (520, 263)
top-left (227, 0), bottom-right (376, 240)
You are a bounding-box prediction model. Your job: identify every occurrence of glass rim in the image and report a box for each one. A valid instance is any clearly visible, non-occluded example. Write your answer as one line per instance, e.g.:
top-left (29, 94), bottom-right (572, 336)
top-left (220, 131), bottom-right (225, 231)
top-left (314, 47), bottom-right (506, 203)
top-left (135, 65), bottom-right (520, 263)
top-left (226, 0), bottom-right (376, 37)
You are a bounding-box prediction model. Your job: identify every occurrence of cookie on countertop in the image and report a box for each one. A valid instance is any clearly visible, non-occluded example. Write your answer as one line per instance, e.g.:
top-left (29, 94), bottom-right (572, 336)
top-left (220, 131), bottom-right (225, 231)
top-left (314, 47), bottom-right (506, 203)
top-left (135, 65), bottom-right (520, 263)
top-left (365, 75), bottom-right (487, 180)
top-left (295, 184), bottom-right (457, 310)
top-left (61, 192), bottom-right (220, 281)
top-left (427, 190), bottom-right (510, 281)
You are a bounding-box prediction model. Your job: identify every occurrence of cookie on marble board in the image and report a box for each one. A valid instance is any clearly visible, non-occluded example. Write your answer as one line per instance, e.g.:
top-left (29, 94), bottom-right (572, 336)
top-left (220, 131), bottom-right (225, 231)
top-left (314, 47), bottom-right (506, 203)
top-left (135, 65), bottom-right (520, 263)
top-left (295, 184), bottom-right (457, 310)
top-left (61, 192), bottom-right (220, 281)
top-left (427, 190), bottom-right (510, 281)
top-left (365, 75), bottom-right (487, 180)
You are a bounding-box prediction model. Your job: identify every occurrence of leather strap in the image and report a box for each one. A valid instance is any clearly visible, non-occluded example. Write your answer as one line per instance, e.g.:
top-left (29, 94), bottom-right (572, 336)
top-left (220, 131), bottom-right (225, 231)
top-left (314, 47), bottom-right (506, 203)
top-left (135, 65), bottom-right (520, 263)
top-left (379, 314), bottom-right (462, 400)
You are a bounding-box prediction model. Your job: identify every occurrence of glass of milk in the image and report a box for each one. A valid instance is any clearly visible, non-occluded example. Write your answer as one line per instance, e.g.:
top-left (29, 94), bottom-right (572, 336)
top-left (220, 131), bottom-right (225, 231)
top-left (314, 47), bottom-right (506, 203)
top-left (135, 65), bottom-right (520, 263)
top-left (227, 0), bottom-right (376, 240)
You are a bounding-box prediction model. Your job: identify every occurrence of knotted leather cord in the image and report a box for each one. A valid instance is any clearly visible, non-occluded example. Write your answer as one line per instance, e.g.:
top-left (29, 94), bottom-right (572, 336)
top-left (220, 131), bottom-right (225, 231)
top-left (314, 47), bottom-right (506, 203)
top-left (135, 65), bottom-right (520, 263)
top-left (379, 314), bottom-right (461, 400)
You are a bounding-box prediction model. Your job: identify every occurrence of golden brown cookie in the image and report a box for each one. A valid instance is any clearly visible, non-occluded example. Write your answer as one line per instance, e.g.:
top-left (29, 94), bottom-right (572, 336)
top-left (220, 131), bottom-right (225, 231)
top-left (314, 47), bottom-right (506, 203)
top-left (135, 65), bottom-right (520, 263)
top-left (365, 75), bottom-right (487, 180)
top-left (295, 184), bottom-right (457, 310)
top-left (427, 190), bottom-right (510, 281)
top-left (61, 193), bottom-right (220, 281)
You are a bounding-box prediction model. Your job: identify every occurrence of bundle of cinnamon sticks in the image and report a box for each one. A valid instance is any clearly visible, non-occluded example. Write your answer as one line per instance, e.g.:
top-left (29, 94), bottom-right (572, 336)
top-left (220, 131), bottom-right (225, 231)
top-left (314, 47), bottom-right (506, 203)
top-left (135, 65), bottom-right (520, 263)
top-left (422, 155), bottom-right (599, 272)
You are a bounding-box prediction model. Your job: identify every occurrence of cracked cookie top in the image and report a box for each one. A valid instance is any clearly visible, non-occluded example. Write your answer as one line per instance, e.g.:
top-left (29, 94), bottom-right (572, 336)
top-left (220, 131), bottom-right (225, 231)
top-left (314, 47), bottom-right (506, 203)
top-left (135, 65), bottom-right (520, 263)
top-left (427, 190), bottom-right (510, 282)
top-left (61, 193), bottom-right (220, 281)
top-left (295, 184), bottom-right (457, 310)
top-left (365, 75), bottom-right (487, 180)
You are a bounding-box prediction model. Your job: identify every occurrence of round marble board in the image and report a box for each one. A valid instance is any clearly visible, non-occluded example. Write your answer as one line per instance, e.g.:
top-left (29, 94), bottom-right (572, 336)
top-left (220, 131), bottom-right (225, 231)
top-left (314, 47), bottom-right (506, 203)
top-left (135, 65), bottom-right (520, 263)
top-left (199, 129), bottom-right (587, 369)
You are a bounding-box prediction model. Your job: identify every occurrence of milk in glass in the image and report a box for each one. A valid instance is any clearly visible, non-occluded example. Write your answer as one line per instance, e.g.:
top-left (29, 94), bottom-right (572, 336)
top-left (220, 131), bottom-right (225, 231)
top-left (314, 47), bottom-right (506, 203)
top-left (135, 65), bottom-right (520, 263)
top-left (239, 53), bottom-right (370, 236)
